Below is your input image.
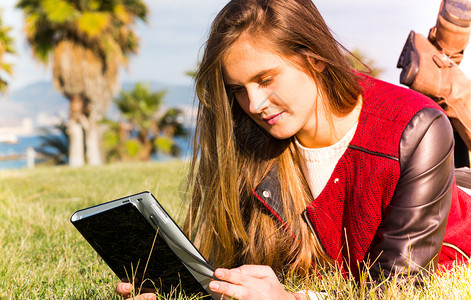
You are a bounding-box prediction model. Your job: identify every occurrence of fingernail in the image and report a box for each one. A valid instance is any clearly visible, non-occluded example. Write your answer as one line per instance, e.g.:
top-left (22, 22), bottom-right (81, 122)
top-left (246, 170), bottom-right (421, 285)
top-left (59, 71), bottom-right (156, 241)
top-left (209, 281), bottom-right (219, 291)
top-left (214, 269), bottom-right (225, 279)
top-left (123, 283), bottom-right (131, 293)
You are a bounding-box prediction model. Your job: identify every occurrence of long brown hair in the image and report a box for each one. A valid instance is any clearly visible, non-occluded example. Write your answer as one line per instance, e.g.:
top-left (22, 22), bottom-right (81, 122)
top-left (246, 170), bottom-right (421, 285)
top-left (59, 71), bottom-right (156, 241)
top-left (184, 0), bottom-right (361, 276)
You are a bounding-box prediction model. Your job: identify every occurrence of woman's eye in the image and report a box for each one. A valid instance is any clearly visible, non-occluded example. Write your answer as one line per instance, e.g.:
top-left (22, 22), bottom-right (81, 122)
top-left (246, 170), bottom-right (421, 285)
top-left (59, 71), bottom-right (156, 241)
top-left (259, 78), bottom-right (273, 88)
top-left (231, 86), bottom-right (244, 94)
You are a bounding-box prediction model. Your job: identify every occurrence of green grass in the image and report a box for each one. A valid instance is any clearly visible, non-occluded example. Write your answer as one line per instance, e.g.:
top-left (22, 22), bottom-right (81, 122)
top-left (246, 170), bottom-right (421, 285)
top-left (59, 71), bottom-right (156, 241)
top-left (0, 161), bottom-right (470, 299)
top-left (0, 161), bottom-right (191, 299)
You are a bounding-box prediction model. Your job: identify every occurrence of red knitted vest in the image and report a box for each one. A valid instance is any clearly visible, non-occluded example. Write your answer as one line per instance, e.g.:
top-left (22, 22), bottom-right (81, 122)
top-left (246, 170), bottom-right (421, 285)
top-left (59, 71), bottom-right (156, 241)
top-left (304, 75), bottom-right (442, 277)
top-left (254, 74), bottom-right (471, 277)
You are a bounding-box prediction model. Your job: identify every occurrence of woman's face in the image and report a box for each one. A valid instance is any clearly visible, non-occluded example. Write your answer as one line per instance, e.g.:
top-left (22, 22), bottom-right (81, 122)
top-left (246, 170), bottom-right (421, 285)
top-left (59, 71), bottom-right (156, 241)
top-left (222, 36), bottom-right (326, 143)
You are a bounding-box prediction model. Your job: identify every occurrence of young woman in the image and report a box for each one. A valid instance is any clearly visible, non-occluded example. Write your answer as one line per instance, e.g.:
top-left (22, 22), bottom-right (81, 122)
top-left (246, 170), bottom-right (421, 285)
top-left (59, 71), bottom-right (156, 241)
top-left (117, 0), bottom-right (471, 299)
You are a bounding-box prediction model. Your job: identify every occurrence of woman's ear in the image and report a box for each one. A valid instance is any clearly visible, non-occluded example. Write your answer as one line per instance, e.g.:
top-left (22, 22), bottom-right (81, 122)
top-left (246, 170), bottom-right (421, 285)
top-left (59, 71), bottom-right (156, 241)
top-left (313, 59), bottom-right (325, 72)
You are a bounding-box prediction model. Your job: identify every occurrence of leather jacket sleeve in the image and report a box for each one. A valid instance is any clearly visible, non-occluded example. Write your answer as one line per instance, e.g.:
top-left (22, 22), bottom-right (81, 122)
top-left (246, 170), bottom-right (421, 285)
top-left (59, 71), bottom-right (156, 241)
top-left (369, 108), bottom-right (454, 280)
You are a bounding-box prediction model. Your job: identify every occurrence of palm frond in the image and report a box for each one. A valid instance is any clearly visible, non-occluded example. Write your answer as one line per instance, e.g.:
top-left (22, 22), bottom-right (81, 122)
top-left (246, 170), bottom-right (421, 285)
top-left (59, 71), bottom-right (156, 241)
top-left (34, 123), bottom-right (69, 165)
top-left (42, 0), bottom-right (77, 24)
top-left (0, 11), bottom-right (16, 93)
top-left (78, 11), bottom-right (110, 37)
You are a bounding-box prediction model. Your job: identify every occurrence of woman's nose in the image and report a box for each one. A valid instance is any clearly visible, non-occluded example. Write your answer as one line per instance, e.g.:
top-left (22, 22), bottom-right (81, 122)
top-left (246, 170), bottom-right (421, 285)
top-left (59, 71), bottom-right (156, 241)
top-left (246, 86), bottom-right (270, 114)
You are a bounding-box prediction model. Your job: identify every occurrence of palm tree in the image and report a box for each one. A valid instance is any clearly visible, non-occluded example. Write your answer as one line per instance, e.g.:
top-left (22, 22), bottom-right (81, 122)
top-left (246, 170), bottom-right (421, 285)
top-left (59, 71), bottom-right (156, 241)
top-left (110, 82), bottom-right (187, 161)
top-left (16, 0), bottom-right (148, 166)
top-left (0, 11), bottom-right (15, 94)
top-left (35, 122), bottom-right (69, 165)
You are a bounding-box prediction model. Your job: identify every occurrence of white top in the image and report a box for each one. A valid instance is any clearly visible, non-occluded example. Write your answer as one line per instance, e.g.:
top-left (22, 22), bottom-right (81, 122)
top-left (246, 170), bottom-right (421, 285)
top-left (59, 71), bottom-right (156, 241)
top-left (295, 124), bottom-right (358, 198)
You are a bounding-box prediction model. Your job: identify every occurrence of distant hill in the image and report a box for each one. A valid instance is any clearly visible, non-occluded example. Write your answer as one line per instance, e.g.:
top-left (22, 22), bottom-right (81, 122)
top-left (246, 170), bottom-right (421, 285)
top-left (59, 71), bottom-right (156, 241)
top-left (0, 82), bottom-right (68, 127)
top-left (0, 81), bottom-right (196, 129)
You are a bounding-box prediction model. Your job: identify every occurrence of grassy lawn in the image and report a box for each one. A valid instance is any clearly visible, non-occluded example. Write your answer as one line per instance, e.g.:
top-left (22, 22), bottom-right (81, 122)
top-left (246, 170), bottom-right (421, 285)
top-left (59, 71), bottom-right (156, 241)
top-left (0, 161), bottom-right (470, 299)
top-left (0, 161), bottom-right (191, 299)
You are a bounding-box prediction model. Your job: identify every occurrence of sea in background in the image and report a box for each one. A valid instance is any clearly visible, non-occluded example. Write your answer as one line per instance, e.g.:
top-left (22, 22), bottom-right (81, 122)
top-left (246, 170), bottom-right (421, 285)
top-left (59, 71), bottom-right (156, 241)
top-left (0, 136), bottom-right (41, 170)
top-left (0, 80), bottom-right (196, 170)
top-left (0, 135), bottom-right (191, 171)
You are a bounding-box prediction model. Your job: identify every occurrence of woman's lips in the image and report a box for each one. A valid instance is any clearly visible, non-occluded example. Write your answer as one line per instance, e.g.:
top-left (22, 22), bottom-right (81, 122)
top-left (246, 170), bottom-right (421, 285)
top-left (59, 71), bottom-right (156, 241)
top-left (263, 112), bottom-right (284, 125)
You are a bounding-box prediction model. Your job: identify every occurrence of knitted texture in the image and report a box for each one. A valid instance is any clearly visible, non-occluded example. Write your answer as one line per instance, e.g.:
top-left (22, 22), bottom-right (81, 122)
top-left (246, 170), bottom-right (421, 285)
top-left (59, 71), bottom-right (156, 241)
top-left (296, 124), bottom-right (357, 199)
top-left (253, 74), bottom-right (471, 278)
top-left (305, 74), bottom-right (442, 278)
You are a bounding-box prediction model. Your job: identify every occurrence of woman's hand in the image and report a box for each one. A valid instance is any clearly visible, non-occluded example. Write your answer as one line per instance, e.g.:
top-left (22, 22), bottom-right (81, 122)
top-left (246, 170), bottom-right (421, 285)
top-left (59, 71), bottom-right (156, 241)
top-left (209, 265), bottom-right (299, 300)
top-left (115, 282), bottom-right (156, 300)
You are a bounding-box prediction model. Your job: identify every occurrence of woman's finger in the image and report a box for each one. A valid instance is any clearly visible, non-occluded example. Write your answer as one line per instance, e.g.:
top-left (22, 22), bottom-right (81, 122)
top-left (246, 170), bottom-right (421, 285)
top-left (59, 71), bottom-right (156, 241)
top-left (116, 282), bottom-right (156, 299)
top-left (116, 282), bottom-right (133, 297)
top-left (235, 265), bottom-right (276, 279)
top-left (214, 265), bottom-right (275, 284)
top-left (214, 268), bottom-right (247, 285)
top-left (209, 280), bottom-right (247, 299)
top-left (125, 293), bottom-right (157, 300)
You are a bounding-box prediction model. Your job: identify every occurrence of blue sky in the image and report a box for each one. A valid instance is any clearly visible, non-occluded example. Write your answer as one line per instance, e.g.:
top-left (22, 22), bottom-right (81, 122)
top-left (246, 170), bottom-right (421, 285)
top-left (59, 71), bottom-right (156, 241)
top-left (1, 0), bottom-right (470, 91)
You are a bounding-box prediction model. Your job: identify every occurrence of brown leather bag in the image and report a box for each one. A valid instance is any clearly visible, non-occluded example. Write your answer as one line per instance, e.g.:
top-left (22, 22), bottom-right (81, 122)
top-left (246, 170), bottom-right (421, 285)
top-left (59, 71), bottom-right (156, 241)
top-left (397, 0), bottom-right (471, 149)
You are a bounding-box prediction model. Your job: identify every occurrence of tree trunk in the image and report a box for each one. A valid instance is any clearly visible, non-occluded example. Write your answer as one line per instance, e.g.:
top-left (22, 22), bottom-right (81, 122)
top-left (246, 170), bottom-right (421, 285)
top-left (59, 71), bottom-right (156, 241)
top-left (68, 94), bottom-right (85, 167)
top-left (67, 120), bottom-right (85, 167)
top-left (85, 114), bottom-right (103, 166)
top-left (118, 122), bottom-right (128, 161)
top-left (138, 129), bottom-right (152, 161)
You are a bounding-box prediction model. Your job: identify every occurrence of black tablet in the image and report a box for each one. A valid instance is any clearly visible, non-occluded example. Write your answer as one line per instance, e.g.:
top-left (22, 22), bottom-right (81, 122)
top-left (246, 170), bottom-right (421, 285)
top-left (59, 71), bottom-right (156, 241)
top-left (70, 191), bottom-right (221, 299)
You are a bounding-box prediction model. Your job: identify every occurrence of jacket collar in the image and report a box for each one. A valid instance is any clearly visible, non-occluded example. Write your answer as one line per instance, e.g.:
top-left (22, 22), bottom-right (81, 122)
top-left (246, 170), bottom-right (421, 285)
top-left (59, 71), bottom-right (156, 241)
top-left (253, 164), bottom-right (290, 230)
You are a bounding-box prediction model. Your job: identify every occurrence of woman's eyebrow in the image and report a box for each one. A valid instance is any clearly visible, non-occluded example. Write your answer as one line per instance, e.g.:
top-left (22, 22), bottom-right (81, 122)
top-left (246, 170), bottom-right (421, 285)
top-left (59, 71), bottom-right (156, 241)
top-left (225, 68), bottom-right (279, 86)
top-left (249, 68), bottom-right (279, 82)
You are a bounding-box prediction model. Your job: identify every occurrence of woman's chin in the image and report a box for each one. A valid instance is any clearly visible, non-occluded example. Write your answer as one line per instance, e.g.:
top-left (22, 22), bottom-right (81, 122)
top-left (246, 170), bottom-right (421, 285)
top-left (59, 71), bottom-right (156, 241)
top-left (265, 129), bottom-right (297, 140)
